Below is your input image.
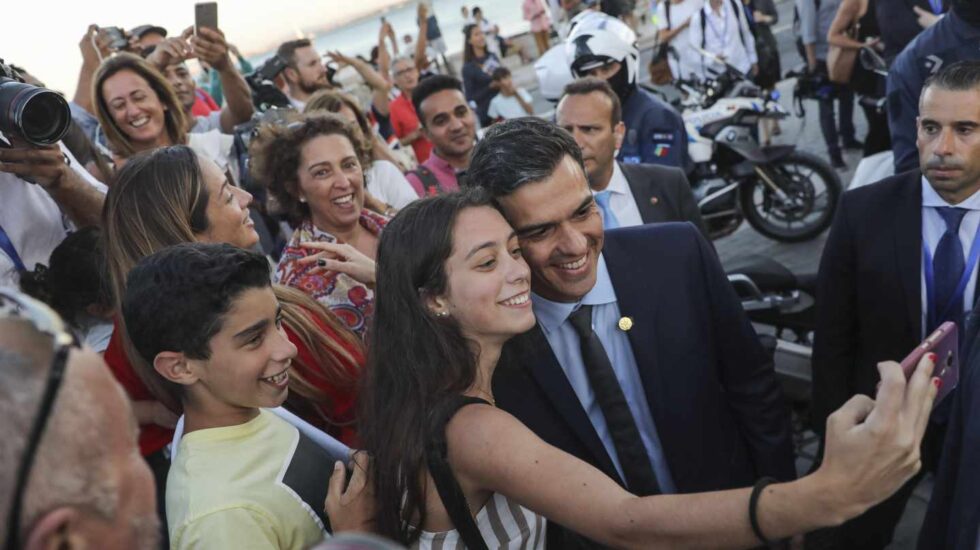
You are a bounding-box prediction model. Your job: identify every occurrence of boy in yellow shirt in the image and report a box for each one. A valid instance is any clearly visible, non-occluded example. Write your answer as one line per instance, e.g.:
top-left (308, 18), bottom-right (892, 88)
top-left (122, 243), bottom-right (372, 549)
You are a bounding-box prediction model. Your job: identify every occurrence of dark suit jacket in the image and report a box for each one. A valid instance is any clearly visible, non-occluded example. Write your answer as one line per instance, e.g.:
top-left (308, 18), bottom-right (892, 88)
top-left (919, 309), bottom-right (980, 550)
top-left (619, 162), bottom-right (708, 237)
top-left (811, 170), bottom-right (944, 547)
top-left (494, 223), bottom-right (795, 548)
top-left (812, 170), bottom-right (925, 432)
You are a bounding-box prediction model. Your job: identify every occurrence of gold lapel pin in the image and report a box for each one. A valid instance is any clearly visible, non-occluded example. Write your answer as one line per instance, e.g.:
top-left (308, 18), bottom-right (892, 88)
top-left (618, 316), bottom-right (634, 331)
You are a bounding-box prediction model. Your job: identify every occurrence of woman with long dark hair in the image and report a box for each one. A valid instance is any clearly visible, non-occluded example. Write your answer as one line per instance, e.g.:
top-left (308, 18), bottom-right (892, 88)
top-left (461, 23), bottom-right (501, 127)
top-left (360, 190), bottom-right (938, 548)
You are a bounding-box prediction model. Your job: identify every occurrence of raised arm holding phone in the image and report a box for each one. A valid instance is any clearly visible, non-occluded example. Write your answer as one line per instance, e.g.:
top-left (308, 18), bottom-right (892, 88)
top-left (145, 5), bottom-right (253, 134)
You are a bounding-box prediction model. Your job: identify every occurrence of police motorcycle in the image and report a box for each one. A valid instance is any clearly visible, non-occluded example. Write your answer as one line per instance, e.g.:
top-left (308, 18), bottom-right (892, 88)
top-left (679, 53), bottom-right (823, 411)
top-left (675, 48), bottom-right (842, 242)
top-left (536, 15), bottom-right (841, 243)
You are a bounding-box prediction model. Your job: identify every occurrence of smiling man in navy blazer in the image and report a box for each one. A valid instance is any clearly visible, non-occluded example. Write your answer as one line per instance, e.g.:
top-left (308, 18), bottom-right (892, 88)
top-left (467, 117), bottom-right (794, 549)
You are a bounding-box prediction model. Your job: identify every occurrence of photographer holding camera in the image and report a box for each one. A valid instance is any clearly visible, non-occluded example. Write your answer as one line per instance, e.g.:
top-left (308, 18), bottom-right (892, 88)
top-left (0, 61), bottom-right (107, 289)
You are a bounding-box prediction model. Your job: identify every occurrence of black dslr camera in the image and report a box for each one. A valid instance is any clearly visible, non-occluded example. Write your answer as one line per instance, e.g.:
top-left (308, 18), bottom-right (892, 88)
top-left (0, 59), bottom-right (71, 146)
top-left (245, 54), bottom-right (292, 112)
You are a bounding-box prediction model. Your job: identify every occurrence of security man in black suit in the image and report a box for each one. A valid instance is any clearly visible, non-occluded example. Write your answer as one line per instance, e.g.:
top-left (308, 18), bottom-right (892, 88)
top-left (556, 77), bottom-right (707, 235)
top-left (814, 61), bottom-right (980, 549)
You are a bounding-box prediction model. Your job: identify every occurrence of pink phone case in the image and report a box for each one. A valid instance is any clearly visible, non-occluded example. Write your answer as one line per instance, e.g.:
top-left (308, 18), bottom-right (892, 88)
top-left (899, 321), bottom-right (959, 407)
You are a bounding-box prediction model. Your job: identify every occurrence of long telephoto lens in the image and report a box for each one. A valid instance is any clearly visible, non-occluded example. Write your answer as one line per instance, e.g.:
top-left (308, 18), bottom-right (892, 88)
top-left (0, 78), bottom-right (71, 146)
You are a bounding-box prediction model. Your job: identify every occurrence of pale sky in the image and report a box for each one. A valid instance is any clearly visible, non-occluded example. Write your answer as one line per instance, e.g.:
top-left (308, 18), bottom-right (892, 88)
top-left (2, 0), bottom-right (404, 95)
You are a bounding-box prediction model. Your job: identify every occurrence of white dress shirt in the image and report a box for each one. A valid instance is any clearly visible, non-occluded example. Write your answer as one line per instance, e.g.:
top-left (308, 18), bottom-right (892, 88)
top-left (688, 0), bottom-right (758, 79)
top-left (920, 177), bottom-right (980, 337)
top-left (0, 144), bottom-right (107, 288)
top-left (593, 162), bottom-right (645, 228)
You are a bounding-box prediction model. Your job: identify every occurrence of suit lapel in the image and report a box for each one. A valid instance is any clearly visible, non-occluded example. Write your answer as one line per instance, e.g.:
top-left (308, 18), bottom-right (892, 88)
top-left (894, 172), bottom-right (924, 338)
top-left (621, 163), bottom-right (657, 224)
top-left (520, 325), bottom-right (623, 483)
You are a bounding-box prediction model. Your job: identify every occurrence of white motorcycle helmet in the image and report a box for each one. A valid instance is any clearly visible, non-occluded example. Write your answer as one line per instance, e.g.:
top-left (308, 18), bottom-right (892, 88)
top-left (535, 10), bottom-right (605, 102)
top-left (535, 45), bottom-right (574, 103)
top-left (565, 12), bottom-right (639, 95)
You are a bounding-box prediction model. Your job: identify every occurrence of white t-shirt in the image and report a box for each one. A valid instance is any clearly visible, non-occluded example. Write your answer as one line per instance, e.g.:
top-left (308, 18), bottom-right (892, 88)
top-left (365, 160), bottom-right (419, 209)
top-left (0, 145), bottom-right (107, 289)
top-left (190, 110), bottom-right (224, 134)
top-left (488, 89), bottom-right (533, 121)
top-left (655, 0), bottom-right (705, 81)
top-left (187, 130), bottom-right (237, 182)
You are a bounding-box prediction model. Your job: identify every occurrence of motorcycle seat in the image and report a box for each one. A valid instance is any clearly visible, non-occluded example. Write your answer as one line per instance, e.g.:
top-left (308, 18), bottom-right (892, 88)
top-left (724, 256), bottom-right (811, 294)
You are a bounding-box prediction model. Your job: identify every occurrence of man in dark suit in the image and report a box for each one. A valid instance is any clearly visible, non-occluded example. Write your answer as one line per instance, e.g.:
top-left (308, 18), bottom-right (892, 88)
top-left (556, 77), bottom-right (708, 235)
top-left (814, 60), bottom-right (980, 549)
top-left (468, 117), bottom-right (795, 549)
top-left (913, 61), bottom-right (980, 550)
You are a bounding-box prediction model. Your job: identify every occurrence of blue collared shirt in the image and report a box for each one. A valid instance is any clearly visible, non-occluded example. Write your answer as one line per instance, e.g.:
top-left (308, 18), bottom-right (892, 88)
top-left (532, 254), bottom-right (676, 493)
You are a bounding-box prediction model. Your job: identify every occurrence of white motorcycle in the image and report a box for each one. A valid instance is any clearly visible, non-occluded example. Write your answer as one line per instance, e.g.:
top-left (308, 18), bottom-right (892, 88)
top-left (674, 53), bottom-right (842, 242)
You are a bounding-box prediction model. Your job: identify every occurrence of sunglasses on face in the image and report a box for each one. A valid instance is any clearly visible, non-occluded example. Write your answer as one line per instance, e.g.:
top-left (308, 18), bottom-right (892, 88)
top-left (1, 290), bottom-right (76, 550)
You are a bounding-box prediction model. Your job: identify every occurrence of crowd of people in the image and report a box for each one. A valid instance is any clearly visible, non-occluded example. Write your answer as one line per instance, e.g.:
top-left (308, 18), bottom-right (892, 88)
top-left (3, 0), bottom-right (980, 548)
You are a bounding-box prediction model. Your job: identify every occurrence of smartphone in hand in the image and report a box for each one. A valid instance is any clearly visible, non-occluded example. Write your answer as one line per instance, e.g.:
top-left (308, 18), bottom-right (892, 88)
top-left (899, 321), bottom-right (959, 407)
top-left (104, 26), bottom-right (129, 51)
top-left (195, 2), bottom-right (218, 35)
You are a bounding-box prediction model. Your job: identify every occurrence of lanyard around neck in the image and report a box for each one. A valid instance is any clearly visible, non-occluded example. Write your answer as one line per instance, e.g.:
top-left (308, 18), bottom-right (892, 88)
top-left (705, 5), bottom-right (731, 47)
top-left (923, 214), bottom-right (980, 330)
top-left (0, 222), bottom-right (26, 273)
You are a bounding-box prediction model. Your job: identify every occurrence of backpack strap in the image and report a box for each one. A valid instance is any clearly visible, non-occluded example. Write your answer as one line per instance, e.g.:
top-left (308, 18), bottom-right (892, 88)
top-left (425, 396), bottom-right (492, 550)
top-left (665, 1), bottom-right (672, 28)
top-left (409, 165), bottom-right (443, 197)
top-left (729, 0), bottom-right (749, 49)
top-left (701, 0), bottom-right (750, 50)
top-left (700, 7), bottom-right (707, 49)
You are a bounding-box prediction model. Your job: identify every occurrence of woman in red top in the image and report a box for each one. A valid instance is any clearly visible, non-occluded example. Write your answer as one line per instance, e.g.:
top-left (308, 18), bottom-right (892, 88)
top-left (101, 145), bottom-right (365, 458)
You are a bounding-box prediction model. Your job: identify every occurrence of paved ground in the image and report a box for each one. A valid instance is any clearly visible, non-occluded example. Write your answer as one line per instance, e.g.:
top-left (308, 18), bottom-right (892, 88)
top-left (495, 3), bottom-right (929, 547)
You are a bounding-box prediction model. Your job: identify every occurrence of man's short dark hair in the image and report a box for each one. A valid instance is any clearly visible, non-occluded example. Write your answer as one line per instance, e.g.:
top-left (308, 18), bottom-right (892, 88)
top-left (467, 117), bottom-right (585, 197)
top-left (561, 77), bottom-right (622, 126)
top-left (491, 67), bottom-right (511, 81)
top-left (412, 74), bottom-right (464, 124)
top-left (277, 39), bottom-right (313, 66)
top-left (122, 243), bottom-right (273, 364)
top-left (922, 61), bottom-right (980, 100)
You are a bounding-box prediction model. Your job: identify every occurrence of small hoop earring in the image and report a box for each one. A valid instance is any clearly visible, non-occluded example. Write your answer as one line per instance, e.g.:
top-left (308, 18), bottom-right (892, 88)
top-left (436, 310), bottom-right (449, 318)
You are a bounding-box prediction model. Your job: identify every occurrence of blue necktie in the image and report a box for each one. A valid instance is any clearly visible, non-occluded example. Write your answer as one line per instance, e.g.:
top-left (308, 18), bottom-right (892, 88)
top-left (595, 191), bottom-right (620, 230)
top-left (933, 207), bottom-right (968, 330)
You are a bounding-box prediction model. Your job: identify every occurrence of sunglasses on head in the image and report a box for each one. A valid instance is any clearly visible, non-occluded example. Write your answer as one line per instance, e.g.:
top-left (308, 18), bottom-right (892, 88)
top-left (1, 290), bottom-right (76, 550)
